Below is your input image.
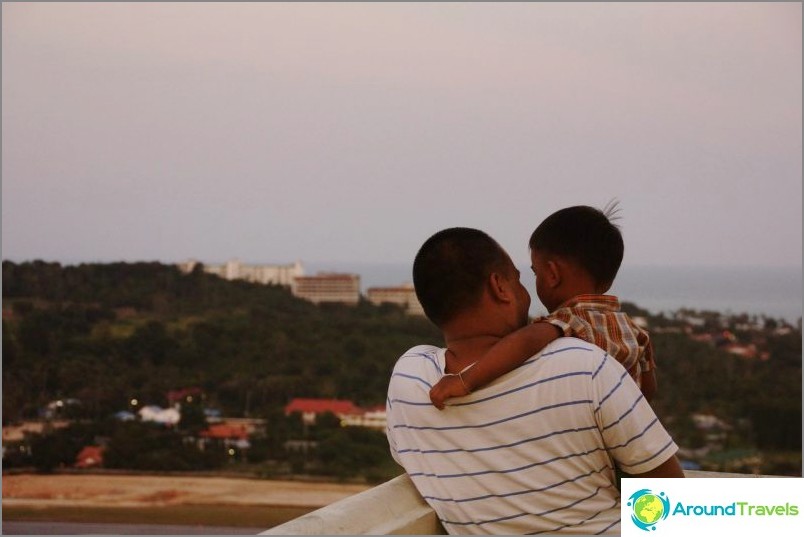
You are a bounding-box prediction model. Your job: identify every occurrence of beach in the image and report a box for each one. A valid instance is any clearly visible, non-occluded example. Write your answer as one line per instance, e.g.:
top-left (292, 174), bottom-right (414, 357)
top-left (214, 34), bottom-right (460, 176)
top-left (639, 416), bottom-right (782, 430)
top-left (2, 473), bottom-right (372, 532)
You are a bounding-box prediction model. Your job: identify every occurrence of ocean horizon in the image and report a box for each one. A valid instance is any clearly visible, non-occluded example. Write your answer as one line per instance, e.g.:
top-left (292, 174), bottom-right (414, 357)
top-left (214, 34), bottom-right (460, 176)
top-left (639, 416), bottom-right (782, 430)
top-left (4, 258), bottom-right (800, 324)
top-left (307, 261), bottom-right (803, 324)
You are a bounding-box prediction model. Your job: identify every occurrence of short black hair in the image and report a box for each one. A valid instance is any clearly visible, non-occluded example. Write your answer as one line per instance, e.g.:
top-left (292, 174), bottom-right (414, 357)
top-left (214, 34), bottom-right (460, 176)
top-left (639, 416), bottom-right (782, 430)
top-left (529, 205), bottom-right (624, 288)
top-left (413, 227), bottom-right (511, 326)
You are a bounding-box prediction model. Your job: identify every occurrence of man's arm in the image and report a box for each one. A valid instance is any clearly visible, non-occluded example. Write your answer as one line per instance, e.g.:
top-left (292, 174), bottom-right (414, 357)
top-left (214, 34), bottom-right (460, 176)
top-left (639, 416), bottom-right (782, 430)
top-left (639, 339), bottom-right (658, 402)
top-left (429, 322), bottom-right (561, 409)
top-left (640, 368), bottom-right (657, 402)
top-left (593, 351), bottom-right (680, 477)
top-left (629, 454), bottom-right (685, 478)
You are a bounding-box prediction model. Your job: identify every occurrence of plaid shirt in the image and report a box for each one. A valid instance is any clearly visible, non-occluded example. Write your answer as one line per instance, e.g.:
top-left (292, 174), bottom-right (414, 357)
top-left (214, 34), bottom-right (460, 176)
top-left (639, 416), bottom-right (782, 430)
top-left (535, 294), bottom-right (655, 386)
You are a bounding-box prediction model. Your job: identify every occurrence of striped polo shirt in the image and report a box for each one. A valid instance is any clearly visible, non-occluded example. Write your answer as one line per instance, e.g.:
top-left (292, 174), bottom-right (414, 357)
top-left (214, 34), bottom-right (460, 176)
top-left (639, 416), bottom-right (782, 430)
top-left (386, 338), bottom-right (677, 535)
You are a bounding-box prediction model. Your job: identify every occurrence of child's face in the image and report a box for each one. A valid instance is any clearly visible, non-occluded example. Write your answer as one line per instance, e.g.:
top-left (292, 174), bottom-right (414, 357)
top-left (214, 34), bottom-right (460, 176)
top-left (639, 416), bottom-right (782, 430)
top-left (530, 248), bottom-right (560, 313)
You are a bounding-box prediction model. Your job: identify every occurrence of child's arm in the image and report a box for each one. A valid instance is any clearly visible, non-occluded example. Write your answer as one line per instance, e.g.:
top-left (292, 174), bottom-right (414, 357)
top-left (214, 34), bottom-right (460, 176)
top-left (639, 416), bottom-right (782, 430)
top-left (640, 369), bottom-right (657, 402)
top-left (639, 340), bottom-right (657, 402)
top-left (429, 322), bottom-right (562, 409)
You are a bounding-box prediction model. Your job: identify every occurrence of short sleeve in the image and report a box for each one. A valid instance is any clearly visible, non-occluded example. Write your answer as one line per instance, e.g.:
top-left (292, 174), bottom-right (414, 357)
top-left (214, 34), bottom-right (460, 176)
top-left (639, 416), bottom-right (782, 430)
top-left (590, 353), bottom-right (677, 474)
top-left (539, 308), bottom-right (587, 339)
top-left (640, 338), bottom-right (656, 371)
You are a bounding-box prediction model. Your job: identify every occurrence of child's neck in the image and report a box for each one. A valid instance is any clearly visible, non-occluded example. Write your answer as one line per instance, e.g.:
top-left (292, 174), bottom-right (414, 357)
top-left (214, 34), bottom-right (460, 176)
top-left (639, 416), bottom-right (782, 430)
top-left (553, 283), bottom-right (610, 310)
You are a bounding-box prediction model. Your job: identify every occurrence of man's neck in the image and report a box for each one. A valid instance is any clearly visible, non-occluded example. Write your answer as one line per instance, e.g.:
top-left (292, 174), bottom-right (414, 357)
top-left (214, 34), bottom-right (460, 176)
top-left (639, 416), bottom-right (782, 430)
top-left (442, 334), bottom-right (501, 374)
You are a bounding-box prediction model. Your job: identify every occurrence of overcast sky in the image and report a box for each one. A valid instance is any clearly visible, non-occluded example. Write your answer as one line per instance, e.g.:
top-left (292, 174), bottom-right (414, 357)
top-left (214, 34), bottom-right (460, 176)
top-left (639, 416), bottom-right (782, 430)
top-left (2, 2), bottom-right (801, 269)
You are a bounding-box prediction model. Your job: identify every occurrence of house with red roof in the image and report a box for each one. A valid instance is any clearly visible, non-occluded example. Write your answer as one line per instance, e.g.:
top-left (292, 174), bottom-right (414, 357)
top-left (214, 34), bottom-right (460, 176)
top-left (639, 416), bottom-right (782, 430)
top-left (284, 398), bottom-right (361, 426)
top-left (200, 423), bottom-right (249, 441)
top-left (198, 423), bottom-right (251, 452)
top-left (167, 387), bottom-right (203, 405)
top-left (75, 445), bottom-right (104, 468)
top-left (284, 398), bottom-right (386, 429)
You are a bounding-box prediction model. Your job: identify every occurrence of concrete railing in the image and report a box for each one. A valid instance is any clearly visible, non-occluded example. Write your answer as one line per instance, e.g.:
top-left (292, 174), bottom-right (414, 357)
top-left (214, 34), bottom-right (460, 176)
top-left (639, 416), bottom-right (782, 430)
top-left (261, 473), bottom-right (444, 535)
top-left (262, 470), bottom-right (781, 535)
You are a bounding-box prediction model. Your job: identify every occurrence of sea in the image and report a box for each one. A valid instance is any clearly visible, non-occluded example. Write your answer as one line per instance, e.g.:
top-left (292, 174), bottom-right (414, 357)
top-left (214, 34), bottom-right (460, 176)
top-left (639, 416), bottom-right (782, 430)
top-left (307, 262), bottom-right (803, 324)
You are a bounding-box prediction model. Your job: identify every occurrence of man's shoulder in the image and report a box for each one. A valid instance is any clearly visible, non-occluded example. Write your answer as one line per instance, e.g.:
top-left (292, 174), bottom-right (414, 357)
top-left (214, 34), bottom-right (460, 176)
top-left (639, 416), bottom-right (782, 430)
top-left (392, 344), bottom-right (443, 372)
top-left (541, 336), bottom-right (603, 355)
top-left (403, 344), bottom-right (442, 355)
top-left (532, 337), bottom-right (608, 368)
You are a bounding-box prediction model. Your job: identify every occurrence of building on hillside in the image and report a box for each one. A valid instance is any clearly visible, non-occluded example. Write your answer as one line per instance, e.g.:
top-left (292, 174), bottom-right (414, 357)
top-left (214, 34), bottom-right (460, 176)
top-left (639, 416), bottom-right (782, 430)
top-left (199, 423), bottom-right (251, 452)
top-left (284, 398), bottom-right (386, 430)
top-left (138, 405), bottom-right (180, 426)
top-left (339, 405), bottom-right (387, 431)
top-left (284, 398), bottom-right (361, 426)
top-left (75, 446), bottom-right (104, 468)
top-left (366, 283), bottom-right (424, 316)
top-left (167, 387), bottom-right (203, 405)
top-left (204, 417), bottom-right (267, 436)
top-left (292, 273), bottom-right (360, 305)
top-left (178, 259), bottom-right (304, 287)
top-left (2, 420), bottom-right (70, 443)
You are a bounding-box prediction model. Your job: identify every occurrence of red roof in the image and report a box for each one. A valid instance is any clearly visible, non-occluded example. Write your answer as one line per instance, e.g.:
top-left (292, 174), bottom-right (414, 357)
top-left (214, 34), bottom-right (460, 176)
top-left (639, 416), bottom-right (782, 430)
top-left (284, 398), bottom-right (360, 416)
top-left (200, 424), bottom-right (249, 440)
top-left (75, 446), bottom-right (104, 468)
top-left (167, 387), bottom-right (203, 404)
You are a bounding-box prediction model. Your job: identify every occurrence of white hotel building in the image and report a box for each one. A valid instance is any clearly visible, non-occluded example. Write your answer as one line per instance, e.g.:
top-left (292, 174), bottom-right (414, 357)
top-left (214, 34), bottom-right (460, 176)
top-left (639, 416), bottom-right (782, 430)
top-left (178, 259), bottom-right (421, 315)
top-left (178, 259), bottom-right (304, 287)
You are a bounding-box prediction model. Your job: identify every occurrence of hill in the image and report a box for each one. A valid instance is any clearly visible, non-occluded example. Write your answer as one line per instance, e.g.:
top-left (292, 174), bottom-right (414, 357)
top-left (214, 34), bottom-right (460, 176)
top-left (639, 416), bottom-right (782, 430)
top-left (2, 260), bottom-right (440, 421)
top-left (2, 260), bottom-right (801, 476)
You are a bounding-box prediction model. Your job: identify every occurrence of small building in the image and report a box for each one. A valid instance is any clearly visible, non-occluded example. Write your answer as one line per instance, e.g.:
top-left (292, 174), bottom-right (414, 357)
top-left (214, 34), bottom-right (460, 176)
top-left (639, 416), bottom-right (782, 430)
top-left (178, 259), bottom-right (304, 287)
top-left (2, 420), bottom-right (70, 443)
top-left (724, 343), bottom-right (758, 359)
top-left (75, 446), bottom-right (104, 468)
top-left (167, 387), bottom-right (203, 405)
top-left (366, 284), bottom-right (425, 316)
top-left (138, 405), bottom-right (180, 426)
top-left (285, 399), bottom-right (387, 430)
top-left (292, 273), bottom-right (360, 305)
top-left (284, 398), bottom-right (361, 426)
top-left (114, 410), bottom-right (136, 422)
top-left (199, 423), bottom-right (251, 451)
top-left (206, 417), bottom-right (267, 436)
top-left (340, 405), bottom-right (387, 431)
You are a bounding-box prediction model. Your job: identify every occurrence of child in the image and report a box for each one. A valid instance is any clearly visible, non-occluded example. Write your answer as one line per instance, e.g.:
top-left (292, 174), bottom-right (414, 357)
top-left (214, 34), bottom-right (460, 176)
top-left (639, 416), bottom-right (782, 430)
top-left (430, 203), bottom-right (657, 409)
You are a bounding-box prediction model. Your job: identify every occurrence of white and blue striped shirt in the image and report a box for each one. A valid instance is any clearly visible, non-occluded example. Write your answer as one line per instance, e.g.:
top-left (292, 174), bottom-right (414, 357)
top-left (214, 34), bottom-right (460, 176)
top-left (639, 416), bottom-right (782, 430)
top-left (386, 338), bottom-right (677, 534)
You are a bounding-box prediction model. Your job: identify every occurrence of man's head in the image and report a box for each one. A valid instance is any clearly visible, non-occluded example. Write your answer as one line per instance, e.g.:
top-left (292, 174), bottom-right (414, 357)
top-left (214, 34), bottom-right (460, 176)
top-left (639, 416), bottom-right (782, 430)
top-left (413, 227), bottom-right (530, 329)
top-left (529, 205), bottom-right (624, 311)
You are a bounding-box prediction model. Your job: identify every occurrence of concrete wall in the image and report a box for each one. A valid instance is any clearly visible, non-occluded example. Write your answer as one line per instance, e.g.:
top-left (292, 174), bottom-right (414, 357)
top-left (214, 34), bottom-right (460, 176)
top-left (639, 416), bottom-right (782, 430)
top-left (262, 470), bottom-right (782, 535)
top-left (260, 474), bottom-right (444, 535)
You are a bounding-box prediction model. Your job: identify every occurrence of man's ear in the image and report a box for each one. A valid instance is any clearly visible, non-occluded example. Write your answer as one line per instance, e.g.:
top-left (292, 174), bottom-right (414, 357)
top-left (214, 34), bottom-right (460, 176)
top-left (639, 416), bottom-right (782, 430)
top-left (545, 259), bottom-right (562, 288)
top-left (488, 272), bottom-right (514, 303)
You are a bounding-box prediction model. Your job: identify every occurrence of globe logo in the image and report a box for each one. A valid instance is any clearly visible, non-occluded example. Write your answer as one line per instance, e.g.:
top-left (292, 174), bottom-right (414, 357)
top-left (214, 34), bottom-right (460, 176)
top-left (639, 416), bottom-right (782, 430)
top-left (627, 489), bottom-right (670, 531)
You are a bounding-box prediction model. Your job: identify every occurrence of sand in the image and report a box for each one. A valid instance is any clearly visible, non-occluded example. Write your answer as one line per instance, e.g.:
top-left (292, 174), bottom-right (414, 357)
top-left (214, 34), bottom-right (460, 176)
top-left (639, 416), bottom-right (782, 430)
top-left (2, 473), bottom-right (372, 509)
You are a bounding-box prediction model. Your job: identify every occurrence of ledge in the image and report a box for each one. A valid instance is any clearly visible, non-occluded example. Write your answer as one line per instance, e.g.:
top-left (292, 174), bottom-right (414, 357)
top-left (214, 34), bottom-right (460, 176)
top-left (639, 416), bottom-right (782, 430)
top-left (262, 470), bottom-right (782, 535)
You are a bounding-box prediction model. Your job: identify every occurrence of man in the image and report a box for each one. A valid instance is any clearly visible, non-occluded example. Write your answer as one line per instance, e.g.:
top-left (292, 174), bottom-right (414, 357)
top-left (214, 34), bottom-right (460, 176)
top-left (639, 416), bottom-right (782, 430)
top-left (386, 227), bottom-right (683, 534)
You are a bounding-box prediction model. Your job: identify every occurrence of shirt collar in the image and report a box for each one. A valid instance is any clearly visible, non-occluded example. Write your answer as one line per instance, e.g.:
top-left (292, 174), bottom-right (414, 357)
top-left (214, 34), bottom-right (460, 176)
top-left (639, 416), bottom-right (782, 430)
top-left (557, 294), bottom-right (621, 312)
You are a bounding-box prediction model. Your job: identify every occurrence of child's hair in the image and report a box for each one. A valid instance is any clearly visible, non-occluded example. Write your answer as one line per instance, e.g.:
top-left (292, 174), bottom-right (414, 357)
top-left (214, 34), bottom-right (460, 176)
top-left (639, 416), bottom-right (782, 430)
top-left (529, 203), bottom-right (624, 288)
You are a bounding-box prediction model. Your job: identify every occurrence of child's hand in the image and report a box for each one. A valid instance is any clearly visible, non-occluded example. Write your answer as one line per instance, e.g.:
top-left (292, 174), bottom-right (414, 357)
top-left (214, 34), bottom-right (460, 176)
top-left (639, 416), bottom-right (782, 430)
top-left (429, 374), bottom-right (470, 410)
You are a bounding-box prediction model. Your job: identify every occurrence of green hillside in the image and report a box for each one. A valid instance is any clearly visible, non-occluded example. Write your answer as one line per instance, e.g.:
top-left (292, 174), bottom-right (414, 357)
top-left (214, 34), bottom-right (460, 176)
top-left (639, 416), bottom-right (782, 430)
top-left (2, 260), bottom-right (800, 476)
top-left (2, 260), bottom-right (440, 421)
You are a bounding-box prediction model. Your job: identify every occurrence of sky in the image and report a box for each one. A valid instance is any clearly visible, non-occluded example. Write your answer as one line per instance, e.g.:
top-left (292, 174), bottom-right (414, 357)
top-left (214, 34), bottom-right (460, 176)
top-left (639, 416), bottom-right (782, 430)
top-left (2, 2), bottom-right (802, 270)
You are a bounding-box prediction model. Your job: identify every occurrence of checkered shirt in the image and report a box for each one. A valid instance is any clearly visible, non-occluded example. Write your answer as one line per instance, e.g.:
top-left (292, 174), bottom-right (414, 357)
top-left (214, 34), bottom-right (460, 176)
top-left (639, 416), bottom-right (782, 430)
top-left (536, 294), bottom-right (655, 386)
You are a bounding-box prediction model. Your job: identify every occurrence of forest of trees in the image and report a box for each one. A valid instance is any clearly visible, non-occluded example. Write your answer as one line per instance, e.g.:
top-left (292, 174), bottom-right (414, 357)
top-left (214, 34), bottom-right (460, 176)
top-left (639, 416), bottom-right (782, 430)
top-left (2, 260), bottom-right (440, 422)
top-left (2, 260), bottom-right (801, 477)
